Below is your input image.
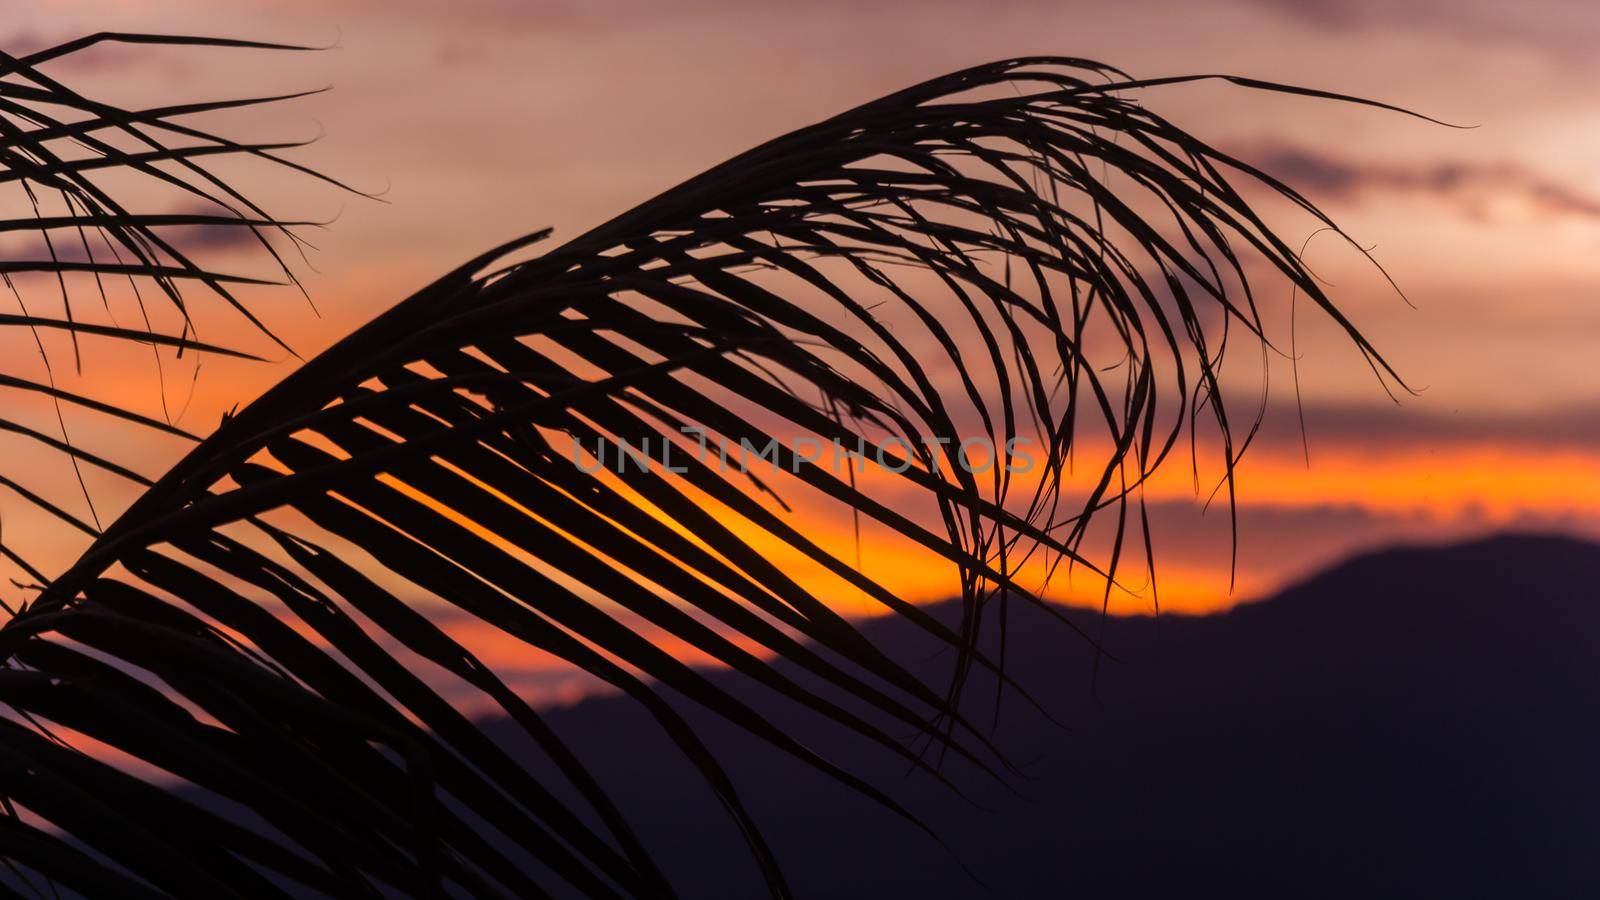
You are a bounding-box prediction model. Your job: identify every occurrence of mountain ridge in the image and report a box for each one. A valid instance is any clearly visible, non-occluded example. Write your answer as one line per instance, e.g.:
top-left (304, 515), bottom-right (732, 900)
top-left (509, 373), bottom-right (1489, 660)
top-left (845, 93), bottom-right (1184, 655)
top-left (499, 532), bottom-right (1600, 897)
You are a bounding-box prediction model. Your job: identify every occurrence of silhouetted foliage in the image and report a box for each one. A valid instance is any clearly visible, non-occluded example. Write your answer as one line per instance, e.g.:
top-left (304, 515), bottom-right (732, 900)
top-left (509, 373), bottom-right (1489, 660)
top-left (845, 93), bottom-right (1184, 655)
top-left (0, 37), bottom-right (1416, 898)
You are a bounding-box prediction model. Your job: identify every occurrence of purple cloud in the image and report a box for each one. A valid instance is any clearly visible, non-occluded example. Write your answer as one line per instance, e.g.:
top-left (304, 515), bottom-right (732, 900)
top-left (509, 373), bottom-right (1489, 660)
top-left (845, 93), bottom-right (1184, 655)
top-left (1243, 143), bottom-right (1600, 221)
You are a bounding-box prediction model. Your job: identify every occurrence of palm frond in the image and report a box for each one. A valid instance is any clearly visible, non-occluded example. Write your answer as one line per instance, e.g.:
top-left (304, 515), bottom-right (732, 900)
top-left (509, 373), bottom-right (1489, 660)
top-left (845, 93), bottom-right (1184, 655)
top-left (0, 54), bottom-right (1409, 897)
top-left (0, 32), bottom-right (345, 575)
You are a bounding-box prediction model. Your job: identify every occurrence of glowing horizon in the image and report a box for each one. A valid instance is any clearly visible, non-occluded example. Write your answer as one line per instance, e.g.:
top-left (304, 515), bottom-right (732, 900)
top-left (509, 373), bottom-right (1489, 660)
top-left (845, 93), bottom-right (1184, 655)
top-left (5, 0), bottom-right (1600, 671)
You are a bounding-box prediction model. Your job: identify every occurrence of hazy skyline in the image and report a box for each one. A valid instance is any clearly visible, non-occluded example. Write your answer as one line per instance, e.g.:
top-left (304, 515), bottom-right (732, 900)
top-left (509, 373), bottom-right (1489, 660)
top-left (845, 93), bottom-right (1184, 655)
top-left (5, 0), bottom-right (1599, 631)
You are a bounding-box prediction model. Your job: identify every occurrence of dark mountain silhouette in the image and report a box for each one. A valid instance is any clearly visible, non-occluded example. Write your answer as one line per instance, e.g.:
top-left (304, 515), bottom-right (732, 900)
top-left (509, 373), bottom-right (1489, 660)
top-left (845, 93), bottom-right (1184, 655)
top-left (493, 533), bottom-right (1600, 898)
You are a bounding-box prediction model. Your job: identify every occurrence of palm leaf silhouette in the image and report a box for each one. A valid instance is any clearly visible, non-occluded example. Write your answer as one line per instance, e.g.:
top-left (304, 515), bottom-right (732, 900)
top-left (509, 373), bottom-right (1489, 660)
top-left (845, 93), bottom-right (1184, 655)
top-left (0, 40), bottom-right (1413, 898)
top-left (0, 33), bottom-right (354, 583)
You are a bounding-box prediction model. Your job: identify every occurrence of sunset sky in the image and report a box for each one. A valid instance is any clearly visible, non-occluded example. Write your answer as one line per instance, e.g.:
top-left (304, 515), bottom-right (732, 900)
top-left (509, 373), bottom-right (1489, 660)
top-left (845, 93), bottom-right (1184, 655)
top-left (5, 0), bottom-right (1600, 684)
